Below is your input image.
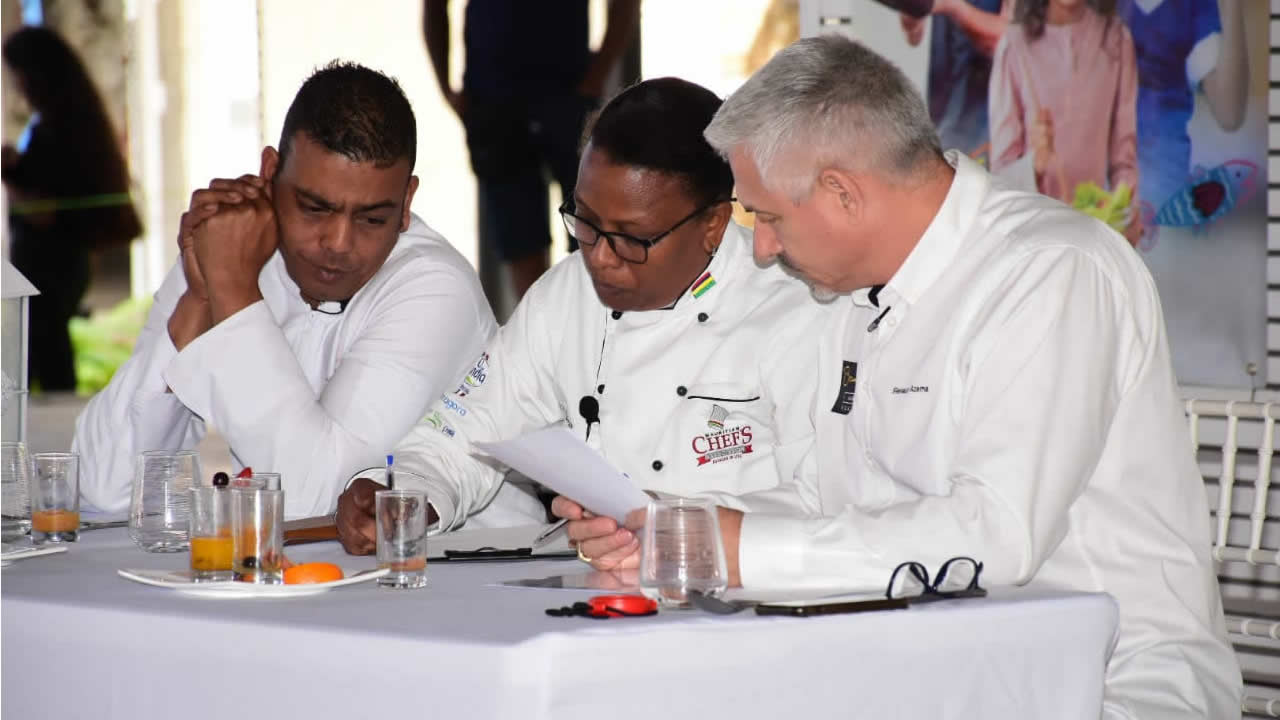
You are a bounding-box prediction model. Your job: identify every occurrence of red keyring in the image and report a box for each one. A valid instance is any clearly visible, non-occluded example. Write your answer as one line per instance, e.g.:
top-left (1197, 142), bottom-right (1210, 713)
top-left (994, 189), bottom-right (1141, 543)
top-left (587, 594), bottom-right (658, 617)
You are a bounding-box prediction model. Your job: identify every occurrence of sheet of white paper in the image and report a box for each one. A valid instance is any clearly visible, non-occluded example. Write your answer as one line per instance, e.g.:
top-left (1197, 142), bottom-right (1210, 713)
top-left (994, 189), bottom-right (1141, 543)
top-left (474, 426), bottom-right (650, 523)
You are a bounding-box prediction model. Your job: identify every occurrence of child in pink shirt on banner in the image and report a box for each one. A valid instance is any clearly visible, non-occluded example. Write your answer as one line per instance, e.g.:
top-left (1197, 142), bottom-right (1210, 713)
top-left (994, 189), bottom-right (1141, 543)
top-left (989, 0), bottom-right (1141, 245)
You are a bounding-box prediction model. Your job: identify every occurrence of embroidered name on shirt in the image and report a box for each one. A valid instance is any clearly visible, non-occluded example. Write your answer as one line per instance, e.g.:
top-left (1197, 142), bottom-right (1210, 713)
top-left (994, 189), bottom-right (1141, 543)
top-left (831, 361), bottom-right (857, 415)
top-left (891, 385), bottom-right (929, 394)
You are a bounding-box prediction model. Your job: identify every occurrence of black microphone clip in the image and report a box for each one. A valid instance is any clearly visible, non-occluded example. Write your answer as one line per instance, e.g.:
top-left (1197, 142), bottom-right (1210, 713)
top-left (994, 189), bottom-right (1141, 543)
top-left (579, 396), bottom-right (601, 440)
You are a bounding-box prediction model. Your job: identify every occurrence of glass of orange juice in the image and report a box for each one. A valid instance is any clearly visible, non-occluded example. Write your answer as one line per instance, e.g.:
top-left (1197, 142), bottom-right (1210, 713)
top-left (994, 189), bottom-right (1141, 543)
top-left (30, 452), bottom-right (79, 544)
top-left (189, 487), bottom-right (233, 581)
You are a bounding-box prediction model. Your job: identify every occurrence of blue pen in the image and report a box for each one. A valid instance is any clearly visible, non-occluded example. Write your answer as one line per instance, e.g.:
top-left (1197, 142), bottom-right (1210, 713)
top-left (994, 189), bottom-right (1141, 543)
top-left (386, 454), bottom-right (395, 490)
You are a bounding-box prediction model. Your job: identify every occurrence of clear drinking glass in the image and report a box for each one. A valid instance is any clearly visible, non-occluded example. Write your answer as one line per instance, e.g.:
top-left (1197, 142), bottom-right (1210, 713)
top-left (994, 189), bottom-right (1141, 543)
top-left (30, 452), bottom-right (79, 544)
top-left (188, 487), bottom-right (233, 582)
top-left (129, 450), bottom-right (201, 552)
top-left (227, 472), bottom-right (280, 491)
top-left (638, 497), bottom-right (729, 607)
top-left (247, 472), bottom-right (280, 490)
top-left (231, 487), bottom-right (284, 584)
top-left (376, 488), bottom-right (428, 589)
top-left (1, 441), bottom-right (31, 542)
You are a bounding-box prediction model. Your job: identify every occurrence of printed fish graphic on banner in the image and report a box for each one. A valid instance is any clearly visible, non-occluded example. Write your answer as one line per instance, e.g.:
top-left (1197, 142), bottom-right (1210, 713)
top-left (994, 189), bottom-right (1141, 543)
top-left (1138, 159), bottom-right (1258, 252)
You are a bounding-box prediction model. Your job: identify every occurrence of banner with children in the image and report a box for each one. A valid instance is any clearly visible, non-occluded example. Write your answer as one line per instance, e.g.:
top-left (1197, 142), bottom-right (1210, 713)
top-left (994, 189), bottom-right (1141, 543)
top-left (863, 0), bottom-right (1266, 388)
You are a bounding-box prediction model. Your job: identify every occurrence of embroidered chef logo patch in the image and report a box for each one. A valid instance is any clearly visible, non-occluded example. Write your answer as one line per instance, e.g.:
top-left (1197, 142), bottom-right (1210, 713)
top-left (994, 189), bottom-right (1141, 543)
top-left (691, 422), bottom-right (754, 466)
top-left (831, 361), bottom-right (857, 415)
top-left (454, 352), bottom-right (490, 397)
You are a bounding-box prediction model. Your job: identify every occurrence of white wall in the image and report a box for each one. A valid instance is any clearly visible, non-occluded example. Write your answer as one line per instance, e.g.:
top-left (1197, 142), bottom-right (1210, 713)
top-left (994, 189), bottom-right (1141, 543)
top-left (641, 0), bottom-right (775, 98)
top-left (798, 0), bottom-right (929, 95)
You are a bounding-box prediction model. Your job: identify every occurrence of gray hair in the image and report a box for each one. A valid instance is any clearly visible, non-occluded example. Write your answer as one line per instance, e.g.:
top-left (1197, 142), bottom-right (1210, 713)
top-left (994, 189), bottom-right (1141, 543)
top-left (705, 34), bottom-right (942, 200)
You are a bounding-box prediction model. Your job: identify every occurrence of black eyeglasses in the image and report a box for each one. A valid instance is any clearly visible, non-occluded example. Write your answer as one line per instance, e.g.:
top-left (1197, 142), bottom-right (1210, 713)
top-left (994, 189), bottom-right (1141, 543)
top-left (558, 197), bottom-right (730, 265)
top-left (886, 556), bottom-right (986, 604)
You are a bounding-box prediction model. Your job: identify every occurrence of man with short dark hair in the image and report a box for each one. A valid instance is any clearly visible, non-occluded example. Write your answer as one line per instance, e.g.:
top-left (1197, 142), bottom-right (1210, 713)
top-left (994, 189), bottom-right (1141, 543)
top-left (75, 62), bottom-right (495, 518)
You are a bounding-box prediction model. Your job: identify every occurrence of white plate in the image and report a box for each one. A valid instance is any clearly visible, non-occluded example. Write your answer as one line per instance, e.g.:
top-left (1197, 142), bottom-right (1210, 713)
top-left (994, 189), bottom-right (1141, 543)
top-left (1, 544), bottom-right (69, 567)
top-left (117, 566), bottom-right (389, 598)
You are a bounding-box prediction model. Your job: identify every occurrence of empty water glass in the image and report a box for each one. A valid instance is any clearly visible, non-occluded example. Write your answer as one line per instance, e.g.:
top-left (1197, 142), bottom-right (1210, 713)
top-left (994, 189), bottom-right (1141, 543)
top-left (1, 441), bottom-right (30, 542)
top-left (638, 497), bottom-right (729, 607)
top-left (30, 452), bottom-right (79, 544)
top-left (129, 450), bottom-right (201, 552)
top-left (376, 487), bottom-right (428, 589)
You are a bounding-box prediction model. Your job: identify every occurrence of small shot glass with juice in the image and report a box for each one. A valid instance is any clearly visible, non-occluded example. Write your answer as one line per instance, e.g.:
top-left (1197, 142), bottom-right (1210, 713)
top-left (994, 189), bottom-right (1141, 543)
top-left (30, 453), bottom-right (79, 544)
top-left (188, 487), bottom-right (233, 581)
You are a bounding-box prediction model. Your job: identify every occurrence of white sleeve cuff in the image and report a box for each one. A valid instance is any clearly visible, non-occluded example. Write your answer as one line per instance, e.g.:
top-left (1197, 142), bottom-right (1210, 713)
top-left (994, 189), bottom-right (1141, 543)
top-left (737, 512), bottom-right (814, 591)
top-left (138, 324), bottom-right (181, 395)
top-left (1186, 32), bottom-right (1220, 88)
top-left (737, 511), bottom-right (891, 595)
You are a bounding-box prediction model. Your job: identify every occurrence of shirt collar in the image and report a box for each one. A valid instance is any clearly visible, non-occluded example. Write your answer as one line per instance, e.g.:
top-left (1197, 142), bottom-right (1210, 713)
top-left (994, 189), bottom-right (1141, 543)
top-left (681, 220), bottom-right (747, 307)
top-left (880, 150), bottom-right (989, 307)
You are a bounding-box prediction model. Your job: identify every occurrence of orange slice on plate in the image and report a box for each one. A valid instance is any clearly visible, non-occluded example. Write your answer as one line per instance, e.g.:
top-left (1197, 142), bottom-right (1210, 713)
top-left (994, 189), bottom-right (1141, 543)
top-left (283, 562), bottom-right (344, 585)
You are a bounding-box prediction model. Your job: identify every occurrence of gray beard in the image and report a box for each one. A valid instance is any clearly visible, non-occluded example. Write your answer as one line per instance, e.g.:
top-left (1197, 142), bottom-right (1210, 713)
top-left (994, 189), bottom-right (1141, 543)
top-left (809, 284), bottom-right (841, 303)
top-left (774, 255), bottom-right (842, 304)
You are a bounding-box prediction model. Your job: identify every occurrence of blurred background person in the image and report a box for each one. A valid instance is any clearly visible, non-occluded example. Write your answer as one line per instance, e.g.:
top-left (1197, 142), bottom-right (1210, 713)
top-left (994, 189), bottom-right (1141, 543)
top-left (424, 0), bottom-right (640, 322)
top-left (1, 25), bottom-right (140, 391)
top-left (1115, 0), bottom-right (1246, 214)
top-left (989, 0), bottom-right (1141, 245)
top-left (897, 0), bottom-right (1012, 164)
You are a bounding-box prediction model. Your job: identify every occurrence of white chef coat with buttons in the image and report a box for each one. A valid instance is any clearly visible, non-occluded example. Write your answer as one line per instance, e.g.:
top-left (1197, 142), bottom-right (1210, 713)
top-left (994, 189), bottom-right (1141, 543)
top-left (378, 221), bottom-right (836, 529)
top-left (717, 153), bottom-right (1240, 719)
top-left (73, 215), bottom-right (496, 518)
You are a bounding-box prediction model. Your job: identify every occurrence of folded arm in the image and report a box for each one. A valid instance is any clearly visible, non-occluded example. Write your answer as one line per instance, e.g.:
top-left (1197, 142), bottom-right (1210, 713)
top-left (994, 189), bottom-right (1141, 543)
top-left (165, 261), bottom-right (492, 517)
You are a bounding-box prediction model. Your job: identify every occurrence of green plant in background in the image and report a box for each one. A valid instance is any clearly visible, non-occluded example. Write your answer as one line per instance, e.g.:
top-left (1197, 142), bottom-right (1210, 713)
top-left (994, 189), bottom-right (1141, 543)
top-left (68, 296), bottom-right (151, 395)
top-left (1072, 181), bottom-right (1133, 233)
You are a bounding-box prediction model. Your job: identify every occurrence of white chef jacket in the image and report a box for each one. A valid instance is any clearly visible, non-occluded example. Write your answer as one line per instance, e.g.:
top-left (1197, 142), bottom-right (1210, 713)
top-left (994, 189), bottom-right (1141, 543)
top-left (717, 153), bottom-right (1240, 719)
top-left (73, 215), bottom-right (496, 518)
top-left (378, 221), bottom-right (836, 529)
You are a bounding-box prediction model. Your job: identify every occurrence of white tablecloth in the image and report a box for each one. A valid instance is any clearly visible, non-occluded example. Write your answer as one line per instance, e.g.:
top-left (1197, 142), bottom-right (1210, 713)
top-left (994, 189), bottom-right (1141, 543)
top-left (2, 529), bottom-right (1117, 719)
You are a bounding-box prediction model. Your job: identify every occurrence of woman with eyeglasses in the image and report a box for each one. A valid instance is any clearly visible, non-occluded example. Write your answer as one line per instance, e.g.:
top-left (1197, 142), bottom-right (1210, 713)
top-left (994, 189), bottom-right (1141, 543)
top-left (335, 77), bottom-right (836, 551)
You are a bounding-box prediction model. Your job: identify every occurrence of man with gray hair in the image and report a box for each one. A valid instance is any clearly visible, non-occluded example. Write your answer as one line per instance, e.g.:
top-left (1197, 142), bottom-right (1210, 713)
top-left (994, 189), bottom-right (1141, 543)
top-left (564, 35), bottom-right (1239, 718)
